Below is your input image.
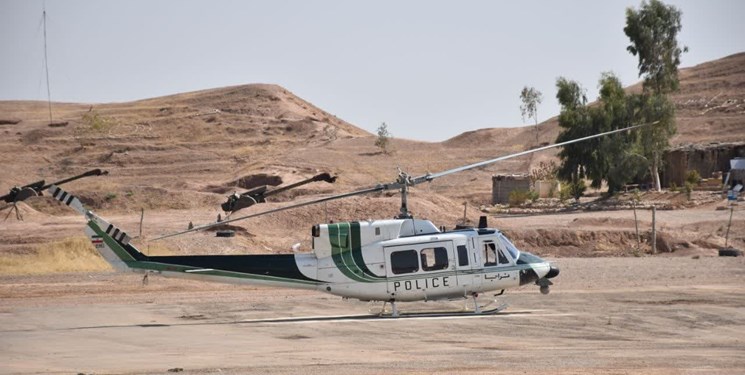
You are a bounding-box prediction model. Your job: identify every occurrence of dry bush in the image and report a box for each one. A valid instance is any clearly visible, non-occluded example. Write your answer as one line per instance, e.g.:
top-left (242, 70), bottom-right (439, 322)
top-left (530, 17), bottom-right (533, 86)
top-left (0, 236), bottom-right (109, 275)
top-left (82, 110), bottom-right (115, 133)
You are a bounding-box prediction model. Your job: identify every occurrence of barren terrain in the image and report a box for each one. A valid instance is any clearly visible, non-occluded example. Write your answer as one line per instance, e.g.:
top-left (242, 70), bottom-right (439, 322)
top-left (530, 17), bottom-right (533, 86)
top-left (1, 256), bottom-right (744, 374)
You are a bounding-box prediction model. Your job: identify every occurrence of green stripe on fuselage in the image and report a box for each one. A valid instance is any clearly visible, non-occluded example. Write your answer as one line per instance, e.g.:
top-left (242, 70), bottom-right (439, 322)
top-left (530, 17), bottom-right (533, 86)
top-left (328, 222), bottom-right (385, 282)
top-left (350, 222), bottom-right (383, 280)
top-left (328, 223), bottom-right (367, 281)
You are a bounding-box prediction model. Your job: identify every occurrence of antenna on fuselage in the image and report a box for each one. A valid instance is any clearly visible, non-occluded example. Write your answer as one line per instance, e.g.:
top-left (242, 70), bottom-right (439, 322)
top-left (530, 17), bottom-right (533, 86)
top-left (478, 216), bottom-right (488, 229)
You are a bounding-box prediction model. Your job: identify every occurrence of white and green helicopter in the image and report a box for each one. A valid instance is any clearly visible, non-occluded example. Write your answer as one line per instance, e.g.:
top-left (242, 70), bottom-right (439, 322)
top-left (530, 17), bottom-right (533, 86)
top-left (50, 124), bottom-right (646, 317)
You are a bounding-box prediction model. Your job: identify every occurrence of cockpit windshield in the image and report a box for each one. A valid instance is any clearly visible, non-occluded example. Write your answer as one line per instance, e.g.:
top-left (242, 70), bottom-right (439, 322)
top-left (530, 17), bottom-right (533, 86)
top-left (498, 233), bottom-right (520, 259)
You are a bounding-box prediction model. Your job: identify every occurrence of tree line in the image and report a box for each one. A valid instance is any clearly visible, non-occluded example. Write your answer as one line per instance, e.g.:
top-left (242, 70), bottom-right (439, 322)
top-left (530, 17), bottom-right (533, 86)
top-left (521, 0), bottom-right (686, 195)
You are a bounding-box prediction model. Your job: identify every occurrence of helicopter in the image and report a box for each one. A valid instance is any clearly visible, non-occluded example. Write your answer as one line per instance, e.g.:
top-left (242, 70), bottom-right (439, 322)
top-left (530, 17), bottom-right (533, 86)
top-left (49, 124), bottom-right (647, 317)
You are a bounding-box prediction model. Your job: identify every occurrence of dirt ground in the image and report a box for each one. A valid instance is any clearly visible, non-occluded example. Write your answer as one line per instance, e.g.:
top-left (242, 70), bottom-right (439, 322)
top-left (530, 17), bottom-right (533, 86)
top-left (1, 255), bottom-right (744, 375)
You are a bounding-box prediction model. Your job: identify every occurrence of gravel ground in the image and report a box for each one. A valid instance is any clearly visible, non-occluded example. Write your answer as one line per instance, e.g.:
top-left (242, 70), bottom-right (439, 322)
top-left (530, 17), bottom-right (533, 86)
top-left (1, 256), bottom-right (744, 374)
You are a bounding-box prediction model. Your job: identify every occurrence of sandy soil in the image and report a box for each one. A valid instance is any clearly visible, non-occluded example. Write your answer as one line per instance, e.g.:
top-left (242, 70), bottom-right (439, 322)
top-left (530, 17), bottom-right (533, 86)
top-left (1, 256), bottom-right (744, 374)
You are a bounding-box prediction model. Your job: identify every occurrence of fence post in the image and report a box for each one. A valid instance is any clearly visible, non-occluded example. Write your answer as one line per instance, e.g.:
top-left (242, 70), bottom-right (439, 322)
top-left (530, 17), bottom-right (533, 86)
top-left (651, 206), bottom-right (657, 254)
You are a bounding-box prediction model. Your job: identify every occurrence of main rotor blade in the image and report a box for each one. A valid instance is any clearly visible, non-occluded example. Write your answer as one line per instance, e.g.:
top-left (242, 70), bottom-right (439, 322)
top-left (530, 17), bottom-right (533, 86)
top-left (151, 185), bottom-right (389, 241)
top-left (152, 121), bottom-right (652, 241)
top-left (412, 122), bottom-right (654, 184)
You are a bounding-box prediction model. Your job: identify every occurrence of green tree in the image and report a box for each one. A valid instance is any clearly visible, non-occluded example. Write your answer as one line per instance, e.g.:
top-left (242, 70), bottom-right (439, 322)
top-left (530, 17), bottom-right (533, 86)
top-left (375, 122), bottom-right (392, 154)
top-left (519, 86), bottom-right (543, 144)
top-left (595, 73), bottom-right (648, 194)
top-left (555, 73), bottom-right (646, 195)
top-left (624, 0), bottom-right (687, 95)
top-left (554, 77), bottom-right (595, 190)
top-left (625, 0), bottom-right (686, 191)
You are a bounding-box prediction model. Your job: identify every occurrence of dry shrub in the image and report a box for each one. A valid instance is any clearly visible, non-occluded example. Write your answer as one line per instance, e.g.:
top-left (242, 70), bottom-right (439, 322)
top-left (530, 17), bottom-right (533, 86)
top-left (0, 236), bottom-right (109, 275)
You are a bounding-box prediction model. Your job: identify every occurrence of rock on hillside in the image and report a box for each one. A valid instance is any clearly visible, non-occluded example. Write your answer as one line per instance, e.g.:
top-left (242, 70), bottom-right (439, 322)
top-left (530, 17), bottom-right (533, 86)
top-left (671, 52), bottom-right (745, 145)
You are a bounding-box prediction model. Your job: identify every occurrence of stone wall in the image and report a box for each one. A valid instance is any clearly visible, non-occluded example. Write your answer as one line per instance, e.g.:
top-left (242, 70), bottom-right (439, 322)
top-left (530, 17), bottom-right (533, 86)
top-left (492, 174), bottom-right (531, 204)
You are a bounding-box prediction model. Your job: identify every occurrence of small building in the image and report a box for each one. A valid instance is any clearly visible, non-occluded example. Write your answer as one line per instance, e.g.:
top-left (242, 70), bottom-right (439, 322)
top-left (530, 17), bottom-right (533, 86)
top-left (492, 174), bottom-right (530, 205)
top-left (663, 142), bottom-right (745, 187)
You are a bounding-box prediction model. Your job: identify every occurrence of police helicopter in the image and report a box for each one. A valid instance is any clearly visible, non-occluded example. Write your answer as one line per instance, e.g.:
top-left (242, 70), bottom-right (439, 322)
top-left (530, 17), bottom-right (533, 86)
top-left (50, 124), bottom-right (647, 317)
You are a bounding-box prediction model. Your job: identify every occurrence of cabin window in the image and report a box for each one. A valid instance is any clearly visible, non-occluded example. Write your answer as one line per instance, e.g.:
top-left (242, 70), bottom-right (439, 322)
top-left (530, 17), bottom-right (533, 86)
top-left (497, 249), bottom-right (510, 265)
top-left (457, 245), bottom-right (469, 266)
top-left (483, 242), bottom-right (497, 266)
top-left (420, 247), bottom-right (448, 271)
top-left (390, 250), bottom-right (419, 274)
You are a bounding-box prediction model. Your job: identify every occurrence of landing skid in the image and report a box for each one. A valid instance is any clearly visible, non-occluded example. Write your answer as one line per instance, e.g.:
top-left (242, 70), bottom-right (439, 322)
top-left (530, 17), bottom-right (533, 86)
top-left (375, 300), bottom-right (508, 318)
top-left (381, 303), bottom-right (509, 318)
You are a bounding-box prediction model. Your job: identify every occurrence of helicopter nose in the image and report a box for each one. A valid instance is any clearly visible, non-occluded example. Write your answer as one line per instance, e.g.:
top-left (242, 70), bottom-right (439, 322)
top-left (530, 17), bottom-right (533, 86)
top-left (546, 265), bottom-right (560, 279)
top-left (516, 252), bottom-right (544, 284)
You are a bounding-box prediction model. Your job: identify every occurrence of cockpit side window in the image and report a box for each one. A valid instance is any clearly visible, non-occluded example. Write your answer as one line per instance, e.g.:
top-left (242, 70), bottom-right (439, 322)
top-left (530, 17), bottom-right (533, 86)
top-left (497, 249), bottom-right (509, 265)
top-left (483, 242), bottom-right (497, 266)
top-left (498, 234), bottom-right (521, 259)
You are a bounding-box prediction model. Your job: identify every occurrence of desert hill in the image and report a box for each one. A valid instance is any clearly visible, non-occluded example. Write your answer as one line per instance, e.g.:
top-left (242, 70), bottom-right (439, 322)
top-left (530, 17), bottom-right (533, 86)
top-left (453, 52), bottom-right (745, 157)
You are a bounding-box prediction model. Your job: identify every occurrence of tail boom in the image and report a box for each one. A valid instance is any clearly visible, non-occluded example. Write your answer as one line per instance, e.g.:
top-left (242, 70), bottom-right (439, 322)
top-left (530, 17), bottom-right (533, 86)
top-left (49, 185), bottom-right (321, 289)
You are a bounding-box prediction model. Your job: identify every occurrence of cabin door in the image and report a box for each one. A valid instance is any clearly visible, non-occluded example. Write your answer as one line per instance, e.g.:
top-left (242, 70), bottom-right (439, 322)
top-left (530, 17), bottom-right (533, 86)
top-left (455, 238), bottom-right (481, 294)
top-left (479, 238), bottom-right (519, 290)
top-left (384, 241), bottom-right (458, 301)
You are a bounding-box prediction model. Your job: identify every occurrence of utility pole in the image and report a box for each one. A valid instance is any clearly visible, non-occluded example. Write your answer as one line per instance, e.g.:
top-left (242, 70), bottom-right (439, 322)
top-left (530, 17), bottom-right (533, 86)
top-left (724, 204), bottom-right (734, 248)
top-left (42, 5), bottom-right (53, 124)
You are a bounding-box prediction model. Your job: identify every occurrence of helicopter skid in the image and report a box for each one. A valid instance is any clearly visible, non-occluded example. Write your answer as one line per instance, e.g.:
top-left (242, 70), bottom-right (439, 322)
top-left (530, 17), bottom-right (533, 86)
top-left (375, 302), bottom-right (509, 318)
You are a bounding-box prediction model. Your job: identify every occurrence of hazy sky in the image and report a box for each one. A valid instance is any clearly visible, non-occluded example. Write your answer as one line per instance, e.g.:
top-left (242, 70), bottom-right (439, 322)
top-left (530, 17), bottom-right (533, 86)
top-left (1, 1), bottom-right (743, 141)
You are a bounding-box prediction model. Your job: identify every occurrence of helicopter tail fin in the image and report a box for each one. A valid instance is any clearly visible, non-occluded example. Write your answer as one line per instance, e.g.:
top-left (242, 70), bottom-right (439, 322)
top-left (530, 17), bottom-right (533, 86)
top-left (48, 185), bottom-right (148, 272)
top-left (49, 184), bottom-right (87, 215)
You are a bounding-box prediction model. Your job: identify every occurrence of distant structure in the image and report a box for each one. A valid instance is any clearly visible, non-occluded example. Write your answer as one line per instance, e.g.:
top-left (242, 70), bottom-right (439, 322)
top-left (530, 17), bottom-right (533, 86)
top-left (663, 142), bottom-right (745, 187)
top-left (724, 157), bottom-right (745, 191)
top-left (492, 174), bottom-right (530, 205)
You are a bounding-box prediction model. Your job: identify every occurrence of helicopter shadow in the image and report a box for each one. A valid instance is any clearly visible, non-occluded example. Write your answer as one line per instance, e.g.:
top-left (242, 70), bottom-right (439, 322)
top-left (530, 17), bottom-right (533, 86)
top-left (40, 309), bottom-right (537, 332)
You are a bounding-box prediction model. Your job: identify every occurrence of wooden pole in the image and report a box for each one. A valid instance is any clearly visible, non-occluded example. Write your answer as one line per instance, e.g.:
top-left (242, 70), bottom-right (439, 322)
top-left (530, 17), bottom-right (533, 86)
top-left (725, 204), bottom-right (734, 248)
top-left (139, 208), bottom-right (144, 238)
top-left (633, 200), bottom-right (640, 250)
top-left (651, 206), bottom-right (657, 254)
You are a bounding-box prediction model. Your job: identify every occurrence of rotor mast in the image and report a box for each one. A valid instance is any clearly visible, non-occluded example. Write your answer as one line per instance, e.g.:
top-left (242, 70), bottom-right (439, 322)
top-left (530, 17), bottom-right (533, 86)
top-left (395, 169), bottom-right (413, 219)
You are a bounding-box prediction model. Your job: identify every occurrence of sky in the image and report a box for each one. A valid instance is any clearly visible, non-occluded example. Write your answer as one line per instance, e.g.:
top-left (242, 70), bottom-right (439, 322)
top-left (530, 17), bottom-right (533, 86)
top-left (1, 0), bottom-right (743, 142)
